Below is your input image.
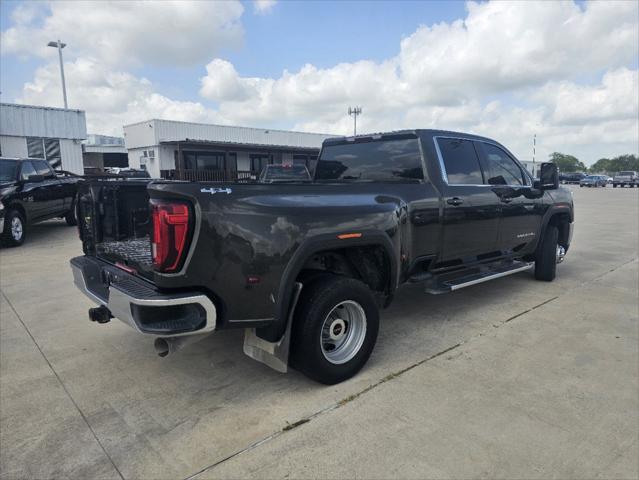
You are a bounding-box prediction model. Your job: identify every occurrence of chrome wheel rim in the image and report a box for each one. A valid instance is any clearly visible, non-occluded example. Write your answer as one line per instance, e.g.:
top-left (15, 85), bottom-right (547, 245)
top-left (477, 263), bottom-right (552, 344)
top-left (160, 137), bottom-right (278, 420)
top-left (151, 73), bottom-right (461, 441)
top-left (320, 300), bottom-right (367, 365)
top-left (556, 245), bottom-right (566, 264)
top-left (11, 217), bottom-right (23, 241)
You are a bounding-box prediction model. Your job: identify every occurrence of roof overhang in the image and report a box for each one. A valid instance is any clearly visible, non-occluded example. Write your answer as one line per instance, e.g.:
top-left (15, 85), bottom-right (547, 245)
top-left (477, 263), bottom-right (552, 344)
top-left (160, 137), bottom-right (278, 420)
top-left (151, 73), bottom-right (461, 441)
top-left (160, 139), bottom-right (320, 152)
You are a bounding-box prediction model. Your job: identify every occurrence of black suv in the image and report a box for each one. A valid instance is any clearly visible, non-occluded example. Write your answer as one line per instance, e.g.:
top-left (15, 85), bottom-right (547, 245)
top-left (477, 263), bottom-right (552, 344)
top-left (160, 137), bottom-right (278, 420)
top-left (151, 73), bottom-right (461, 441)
top-left (0, 158), bottom-right (80, 247)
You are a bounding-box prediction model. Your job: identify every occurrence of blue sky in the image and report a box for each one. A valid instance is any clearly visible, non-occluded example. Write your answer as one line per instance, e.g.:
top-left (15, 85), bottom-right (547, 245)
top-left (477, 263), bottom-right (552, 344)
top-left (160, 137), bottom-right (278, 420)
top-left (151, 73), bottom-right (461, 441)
top-left (1, 0), bottom-right (637, 164)
top-left (1, 0), bottom-right (467, 106)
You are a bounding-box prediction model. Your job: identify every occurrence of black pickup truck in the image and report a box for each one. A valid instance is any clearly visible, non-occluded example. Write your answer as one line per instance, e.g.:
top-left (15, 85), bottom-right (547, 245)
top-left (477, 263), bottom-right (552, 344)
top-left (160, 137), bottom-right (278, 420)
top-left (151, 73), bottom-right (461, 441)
top-left (1, 157), bottom-right (79, 246)
top-left (70, 130), bottom-right (574, 384)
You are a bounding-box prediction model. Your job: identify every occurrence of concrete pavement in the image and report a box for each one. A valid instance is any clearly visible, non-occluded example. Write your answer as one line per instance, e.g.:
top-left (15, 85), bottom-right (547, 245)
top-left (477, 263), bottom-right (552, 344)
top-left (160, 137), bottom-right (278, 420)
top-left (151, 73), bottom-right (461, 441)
top-left (1, 186), bottom-right (637, 479)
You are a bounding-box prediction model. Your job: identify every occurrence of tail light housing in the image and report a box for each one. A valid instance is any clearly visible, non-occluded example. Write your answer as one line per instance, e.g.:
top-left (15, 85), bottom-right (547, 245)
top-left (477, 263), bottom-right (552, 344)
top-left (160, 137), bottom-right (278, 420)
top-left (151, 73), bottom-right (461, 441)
top-left (150, 199), bottom-right (192, 272)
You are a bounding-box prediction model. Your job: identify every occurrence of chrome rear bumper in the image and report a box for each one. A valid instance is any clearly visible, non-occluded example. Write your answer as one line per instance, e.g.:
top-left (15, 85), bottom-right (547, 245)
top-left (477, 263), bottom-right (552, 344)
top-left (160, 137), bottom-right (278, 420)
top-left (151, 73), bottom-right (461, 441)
top-left (70, 256), bottom-right (216, 337)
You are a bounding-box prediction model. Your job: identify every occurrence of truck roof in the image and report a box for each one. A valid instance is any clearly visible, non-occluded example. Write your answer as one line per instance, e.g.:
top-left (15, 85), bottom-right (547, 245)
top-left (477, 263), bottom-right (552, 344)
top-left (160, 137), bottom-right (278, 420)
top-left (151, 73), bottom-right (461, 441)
top-left (322, 129), bottom-right (499, 146)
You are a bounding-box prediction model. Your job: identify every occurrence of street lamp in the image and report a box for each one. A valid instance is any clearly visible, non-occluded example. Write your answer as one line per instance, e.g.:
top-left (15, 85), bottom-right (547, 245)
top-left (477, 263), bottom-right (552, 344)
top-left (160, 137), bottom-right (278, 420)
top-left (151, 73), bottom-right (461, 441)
top-left (348, 106), bottom-right (362, 136)
top-left (47, 40), bottom-right (68, 108)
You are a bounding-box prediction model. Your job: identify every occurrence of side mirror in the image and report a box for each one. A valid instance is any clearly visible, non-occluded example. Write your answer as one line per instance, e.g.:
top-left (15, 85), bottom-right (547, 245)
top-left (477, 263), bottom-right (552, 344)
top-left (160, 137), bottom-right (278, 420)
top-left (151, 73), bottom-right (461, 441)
top-left (535, 163), bottom-right (559, 190)
top-left (27, 174), bottom-right (45, 183)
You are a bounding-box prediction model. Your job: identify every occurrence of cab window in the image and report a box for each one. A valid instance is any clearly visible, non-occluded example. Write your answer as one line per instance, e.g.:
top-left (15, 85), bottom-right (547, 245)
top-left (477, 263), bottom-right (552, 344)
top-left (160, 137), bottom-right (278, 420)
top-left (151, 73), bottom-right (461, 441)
top-left (480, 143), bottom-right (526, 186)
top-left (20, 161), bottom-right (37, 180)
top-left (316, 137), bottom-right (423, 182)
top-left (436, 138), bottom-right (483, 185)
top-left (33, 160), bottom-right (55, 178)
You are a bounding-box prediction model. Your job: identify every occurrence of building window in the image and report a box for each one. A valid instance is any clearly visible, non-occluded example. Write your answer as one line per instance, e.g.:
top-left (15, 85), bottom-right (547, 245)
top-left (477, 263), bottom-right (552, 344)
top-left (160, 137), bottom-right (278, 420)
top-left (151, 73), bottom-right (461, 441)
top-left (227, 152), bottom-right (237, 171)
top-left (27, 137), bottom-right (61, 169)
top-left (183, 151), bottom-right (227, 171)
top-left (197, 153), bottom-right (225, 170)
top-left (250, 154), bottom-right (272, 173)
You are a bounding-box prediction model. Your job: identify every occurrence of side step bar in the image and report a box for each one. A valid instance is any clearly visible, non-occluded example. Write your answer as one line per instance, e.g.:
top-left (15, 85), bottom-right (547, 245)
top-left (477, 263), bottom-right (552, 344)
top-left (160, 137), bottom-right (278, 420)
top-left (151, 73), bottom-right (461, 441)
top-left (424, 261), bottom-right (533, 295)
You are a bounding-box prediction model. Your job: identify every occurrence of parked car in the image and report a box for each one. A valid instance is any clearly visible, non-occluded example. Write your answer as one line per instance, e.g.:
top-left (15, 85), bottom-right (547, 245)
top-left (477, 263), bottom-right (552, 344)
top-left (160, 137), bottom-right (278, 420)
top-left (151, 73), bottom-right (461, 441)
top-left (70, 130), bottom-right (574, 384)
top-left (0, 157), bottom-right (80, 247)
top-left (559, 172), bottom-right (587, 184)
top-left (579, 175), bottom-right (607, 187)
top-left (612, 171), bottom-right (638, 188)
top-left (258, 164), bottom-right (312, 183)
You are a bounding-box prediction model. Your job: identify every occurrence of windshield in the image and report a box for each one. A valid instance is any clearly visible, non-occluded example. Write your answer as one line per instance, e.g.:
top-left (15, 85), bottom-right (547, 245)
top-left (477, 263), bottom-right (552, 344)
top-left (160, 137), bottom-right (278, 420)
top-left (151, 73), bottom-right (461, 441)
top-left (0, 160), bottom-right (18, 183)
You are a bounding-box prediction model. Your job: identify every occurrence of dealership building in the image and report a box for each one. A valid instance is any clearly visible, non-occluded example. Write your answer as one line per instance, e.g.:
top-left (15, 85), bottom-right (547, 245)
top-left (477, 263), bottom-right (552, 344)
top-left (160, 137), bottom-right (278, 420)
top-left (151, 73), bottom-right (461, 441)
top-left (123, 119), bottom-right (336, 179)
top-left (0, 103), bottom-right (86, 174)
top-left (82, 134), bottom-right (129, 172)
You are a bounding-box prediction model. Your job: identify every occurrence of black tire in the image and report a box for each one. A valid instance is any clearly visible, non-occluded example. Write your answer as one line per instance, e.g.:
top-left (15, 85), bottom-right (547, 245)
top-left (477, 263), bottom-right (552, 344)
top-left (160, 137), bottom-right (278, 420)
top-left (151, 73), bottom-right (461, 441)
top-left (65, 202), bottom-right (77, 226)
top-left (1, 210), bottom-right (26, 247)
top-left (290, 274), bottom-right (379, 385)
top-left (534, 225), bottom-right (559, 281)
top-left (613, 184), bottom-right (617, 188)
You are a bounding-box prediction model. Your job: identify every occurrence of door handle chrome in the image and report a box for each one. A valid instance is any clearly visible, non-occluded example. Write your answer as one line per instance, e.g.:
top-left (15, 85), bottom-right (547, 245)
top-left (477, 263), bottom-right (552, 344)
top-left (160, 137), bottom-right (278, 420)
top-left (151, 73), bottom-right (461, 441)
top-left (447, 197), bottom-right (463, 206)
top-left (501, 197), bottom-right (513, 204)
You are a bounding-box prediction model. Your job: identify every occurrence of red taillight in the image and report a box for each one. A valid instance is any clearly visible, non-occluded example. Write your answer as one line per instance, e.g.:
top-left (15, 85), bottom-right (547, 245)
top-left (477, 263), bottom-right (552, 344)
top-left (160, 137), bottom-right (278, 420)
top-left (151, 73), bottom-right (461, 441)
top-left (150, 200), bottom-right (191, 272)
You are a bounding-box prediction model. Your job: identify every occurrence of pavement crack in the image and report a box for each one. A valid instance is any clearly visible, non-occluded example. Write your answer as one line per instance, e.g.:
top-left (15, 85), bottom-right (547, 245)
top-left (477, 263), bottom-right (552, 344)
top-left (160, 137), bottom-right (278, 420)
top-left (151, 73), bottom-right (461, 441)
top-left (185, 342), bottom-right (462, 480)
top-left (185, 257), bottom-right (639, 479)
top-left (0, 290), bottom-right (126, 480)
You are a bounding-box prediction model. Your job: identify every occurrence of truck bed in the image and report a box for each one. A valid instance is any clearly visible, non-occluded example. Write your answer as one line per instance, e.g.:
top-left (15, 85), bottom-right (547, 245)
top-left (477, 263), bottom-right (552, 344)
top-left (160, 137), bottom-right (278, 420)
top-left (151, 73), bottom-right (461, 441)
top-left (77, 179), bottom-right (153, 274)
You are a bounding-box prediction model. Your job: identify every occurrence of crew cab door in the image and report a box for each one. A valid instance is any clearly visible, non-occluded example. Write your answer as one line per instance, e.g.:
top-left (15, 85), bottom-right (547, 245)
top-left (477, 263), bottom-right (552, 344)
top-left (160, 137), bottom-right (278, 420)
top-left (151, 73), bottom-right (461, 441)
top-left (476, 142), bottom-right (544, 255)
top-left (31, 160), bottom-right (66, 216)
top-left (435, 137), bottom-right (500, 262)
top-left (18, 161), bottom-right (50, 221)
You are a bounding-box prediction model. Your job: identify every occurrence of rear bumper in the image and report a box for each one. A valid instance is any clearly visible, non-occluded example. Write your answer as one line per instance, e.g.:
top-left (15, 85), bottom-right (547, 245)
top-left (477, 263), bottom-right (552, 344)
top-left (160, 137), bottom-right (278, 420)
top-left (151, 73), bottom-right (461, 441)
top-left (70, 256), bottom-right (216, 337)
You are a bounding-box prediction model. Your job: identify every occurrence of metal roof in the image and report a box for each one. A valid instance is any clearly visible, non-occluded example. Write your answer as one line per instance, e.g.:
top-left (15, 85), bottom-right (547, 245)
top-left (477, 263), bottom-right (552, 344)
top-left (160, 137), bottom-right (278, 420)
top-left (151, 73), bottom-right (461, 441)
top-left (0, 103), bottom-right (87, 140)
top-left (124, 118), bottom-right (337, 150)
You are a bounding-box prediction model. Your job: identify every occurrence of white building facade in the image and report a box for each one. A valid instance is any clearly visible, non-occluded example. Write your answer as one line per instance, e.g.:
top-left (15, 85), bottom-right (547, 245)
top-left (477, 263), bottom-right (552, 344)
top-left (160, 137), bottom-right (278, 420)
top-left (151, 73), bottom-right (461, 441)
top-left (0, 103), bottom-right (87, 174)
top-left (123, 119), bottom-right (336, 179)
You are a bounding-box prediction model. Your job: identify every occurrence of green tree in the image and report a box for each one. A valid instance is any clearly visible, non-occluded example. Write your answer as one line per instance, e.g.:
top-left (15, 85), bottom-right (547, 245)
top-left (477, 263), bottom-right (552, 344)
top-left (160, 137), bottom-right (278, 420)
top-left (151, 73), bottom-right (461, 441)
top-left (548, 152), bottom-right (586, 172)
top-left (610, 154), bottom-right (639, 172)
top-left (589, 158), bottom-right (611, 173)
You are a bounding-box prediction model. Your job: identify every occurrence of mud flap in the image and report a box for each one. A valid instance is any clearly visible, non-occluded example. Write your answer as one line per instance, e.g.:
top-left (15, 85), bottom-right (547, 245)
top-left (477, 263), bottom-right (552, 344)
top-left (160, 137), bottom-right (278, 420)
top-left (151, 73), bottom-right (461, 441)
top-left (243, 282), bottom-right (302, 373)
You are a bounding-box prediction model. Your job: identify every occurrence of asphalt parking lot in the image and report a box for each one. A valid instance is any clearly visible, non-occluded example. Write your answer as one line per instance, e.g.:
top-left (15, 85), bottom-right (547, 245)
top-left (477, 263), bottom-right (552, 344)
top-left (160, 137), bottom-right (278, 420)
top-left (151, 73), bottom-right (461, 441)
top-left (1, 185), bottom-right (637, 480)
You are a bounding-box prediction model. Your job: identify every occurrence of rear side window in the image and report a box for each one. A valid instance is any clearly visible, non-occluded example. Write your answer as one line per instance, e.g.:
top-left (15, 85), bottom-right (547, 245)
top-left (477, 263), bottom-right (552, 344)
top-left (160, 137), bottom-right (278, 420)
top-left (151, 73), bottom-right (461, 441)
top-left (436, 138), bottom-right (483, 184)
top-left (480, 143), bottom-right (525, 186)
top-left (316, 138), bottom-right (423, 182)
top-left (20, 161), bottom-right (37, 180)
top-left (33, 160), bottom-right (54, 177)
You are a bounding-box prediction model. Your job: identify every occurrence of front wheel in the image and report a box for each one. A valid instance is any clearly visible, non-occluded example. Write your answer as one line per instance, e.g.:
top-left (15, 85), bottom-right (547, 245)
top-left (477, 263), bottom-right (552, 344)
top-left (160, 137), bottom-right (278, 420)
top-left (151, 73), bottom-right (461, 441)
top-left (1, 210), bottom-right (26, 247)
top-left (534, 225), bottom-right (560, 281)
top-left (65, 203), bottom-right (77, 226)
top-left (290, 274), bottom-right (379, 384)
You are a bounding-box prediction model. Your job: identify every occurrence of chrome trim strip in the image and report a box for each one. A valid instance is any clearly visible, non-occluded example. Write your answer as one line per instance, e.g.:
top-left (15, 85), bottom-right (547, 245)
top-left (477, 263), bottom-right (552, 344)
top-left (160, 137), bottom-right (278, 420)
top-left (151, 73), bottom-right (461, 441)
top-left (448, 263), bottom-right (533, 291)
top-left (71, 262), bottom-right (217, 337)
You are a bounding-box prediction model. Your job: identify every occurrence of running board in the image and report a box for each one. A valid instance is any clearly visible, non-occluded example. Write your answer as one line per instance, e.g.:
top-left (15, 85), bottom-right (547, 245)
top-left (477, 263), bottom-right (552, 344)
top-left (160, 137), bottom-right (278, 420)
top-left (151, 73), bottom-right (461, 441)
top-left (424, 261), bottom-right (533, 295)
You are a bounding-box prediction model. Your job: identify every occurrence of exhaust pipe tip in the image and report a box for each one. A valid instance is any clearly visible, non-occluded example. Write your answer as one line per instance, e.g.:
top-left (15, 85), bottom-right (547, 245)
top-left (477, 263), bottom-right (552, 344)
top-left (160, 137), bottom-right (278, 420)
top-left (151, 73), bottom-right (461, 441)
top-left (153, 334), bottom-right (210, 358)
top-left (154, 338), bottom-right (170, 358)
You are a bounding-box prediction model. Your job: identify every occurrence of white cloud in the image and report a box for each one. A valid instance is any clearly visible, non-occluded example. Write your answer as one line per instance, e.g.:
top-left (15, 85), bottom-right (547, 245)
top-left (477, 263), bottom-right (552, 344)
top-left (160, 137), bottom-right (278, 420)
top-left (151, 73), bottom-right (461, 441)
top-left (1, 1), bottom-right (244, 67)
top-left (253, 0), bottom-right (277, 15)
top-left (197, 1), bottom-right (638, 163)
top-left (19, 58), bottom-right (218, 135)
top-left (5, 0), bottom-right (638, 163)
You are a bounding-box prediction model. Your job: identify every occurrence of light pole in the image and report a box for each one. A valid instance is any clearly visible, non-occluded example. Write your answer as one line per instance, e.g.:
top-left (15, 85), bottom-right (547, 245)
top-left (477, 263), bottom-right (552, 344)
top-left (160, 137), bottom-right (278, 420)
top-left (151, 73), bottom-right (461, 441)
top-left (348, 106), bottom-right (362, 136)
top-left (47, 40), bottom-right (68, 108)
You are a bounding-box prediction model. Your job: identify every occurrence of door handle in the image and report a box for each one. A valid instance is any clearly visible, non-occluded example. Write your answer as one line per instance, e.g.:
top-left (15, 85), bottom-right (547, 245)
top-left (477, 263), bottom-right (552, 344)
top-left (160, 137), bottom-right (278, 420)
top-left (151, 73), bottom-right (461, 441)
top-left (447, 197), bottom-right (463, 206)
top-left (501, 197), bottom-right (513, 204)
